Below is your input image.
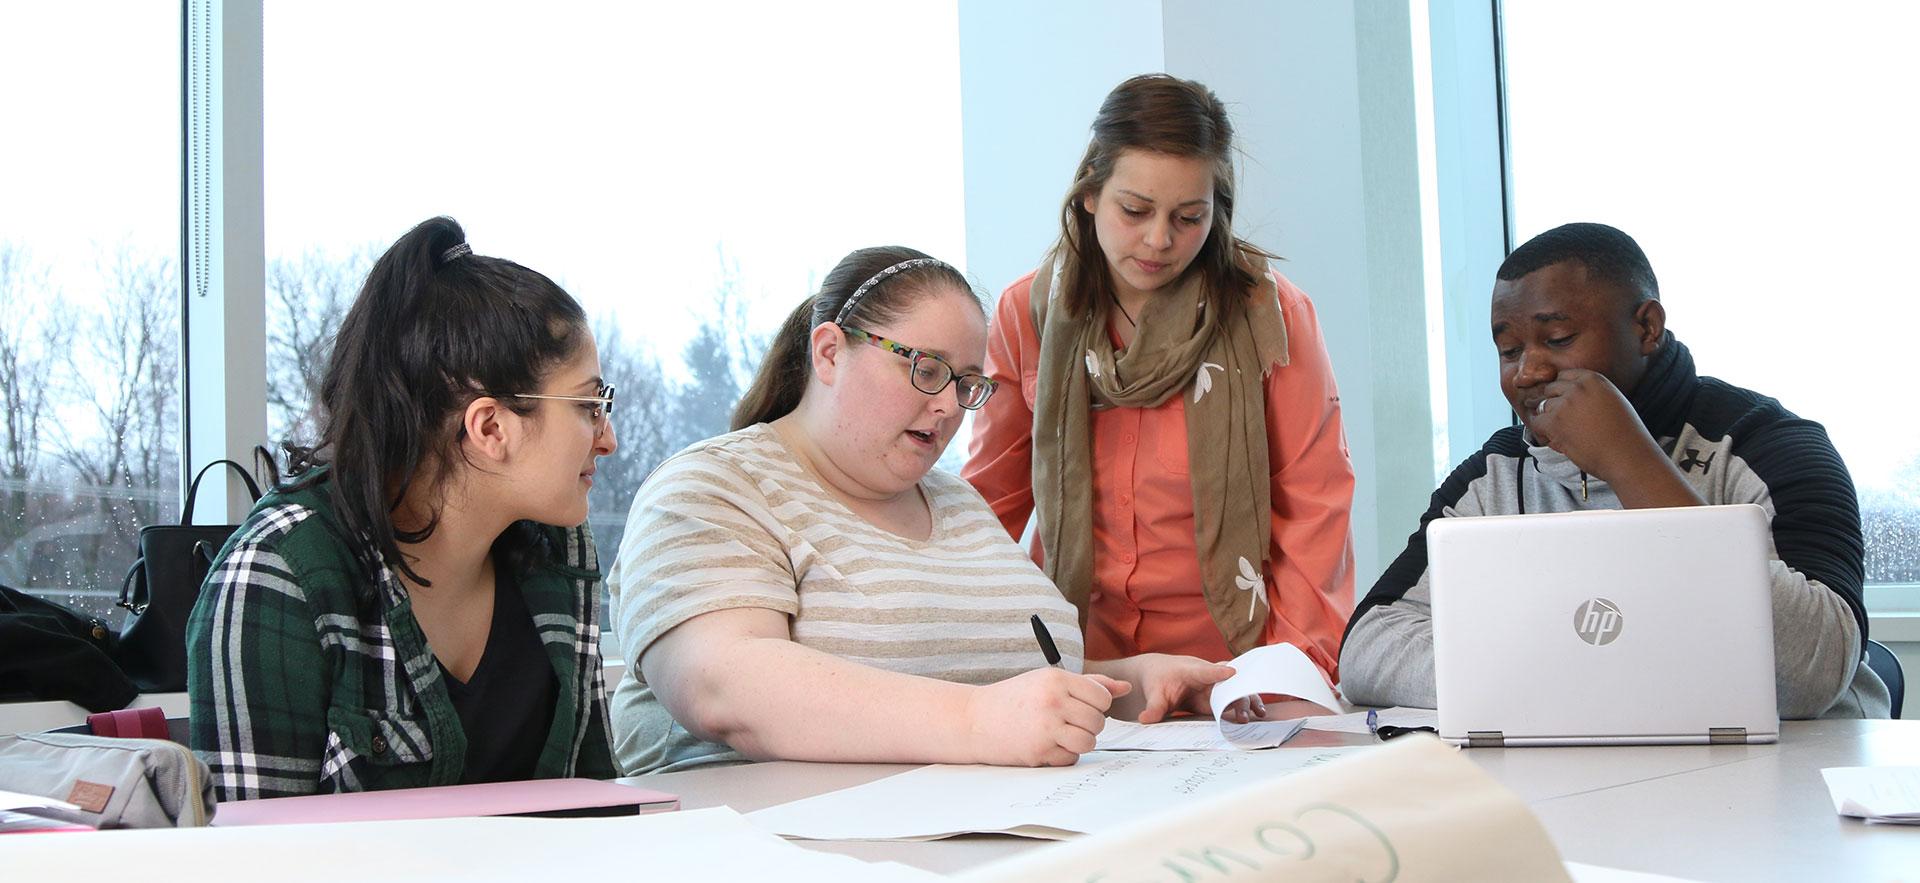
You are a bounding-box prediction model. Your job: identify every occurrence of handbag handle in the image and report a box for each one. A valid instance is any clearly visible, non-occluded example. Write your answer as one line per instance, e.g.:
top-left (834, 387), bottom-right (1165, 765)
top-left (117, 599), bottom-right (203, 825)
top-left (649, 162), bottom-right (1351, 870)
top-left (180, 458), bottom-right (264, 526)
top-left (117, 559), bottom-right (147, 615)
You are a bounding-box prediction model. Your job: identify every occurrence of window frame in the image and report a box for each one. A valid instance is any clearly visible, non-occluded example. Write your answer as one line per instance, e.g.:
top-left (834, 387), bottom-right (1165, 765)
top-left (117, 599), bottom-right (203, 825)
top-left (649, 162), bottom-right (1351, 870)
top-left (181, 0), bottom-right (267, 524)
top-left (1481, 0), bottom-right (1920, 634)
top-left (174, 0), bottom-right (1917, 635)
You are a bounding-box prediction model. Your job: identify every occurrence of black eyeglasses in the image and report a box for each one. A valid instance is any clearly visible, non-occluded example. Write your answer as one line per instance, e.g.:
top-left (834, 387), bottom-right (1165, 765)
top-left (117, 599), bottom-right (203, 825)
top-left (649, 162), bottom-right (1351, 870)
top-left (841, 326), bottom-right (997, 410)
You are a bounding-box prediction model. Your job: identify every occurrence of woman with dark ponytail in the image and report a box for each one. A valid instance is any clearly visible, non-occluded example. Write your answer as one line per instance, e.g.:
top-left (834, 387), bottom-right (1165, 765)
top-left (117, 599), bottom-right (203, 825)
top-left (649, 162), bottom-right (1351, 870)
top-left (187, 217), bottom-right (620, 799)
top-left (608, 246), bottom-right (1234, 775)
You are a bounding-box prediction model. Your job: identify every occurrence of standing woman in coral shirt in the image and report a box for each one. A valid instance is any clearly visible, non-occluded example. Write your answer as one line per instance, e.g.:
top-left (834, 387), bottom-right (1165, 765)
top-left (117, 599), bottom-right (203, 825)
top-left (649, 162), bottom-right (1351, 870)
top-left (963, 74), bottom-right (1356, 680)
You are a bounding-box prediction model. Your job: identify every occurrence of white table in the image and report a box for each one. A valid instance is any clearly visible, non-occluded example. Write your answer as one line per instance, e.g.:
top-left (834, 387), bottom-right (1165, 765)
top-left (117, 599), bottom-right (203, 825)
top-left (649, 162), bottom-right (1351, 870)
top-left (630, 719), bottom-right (1920, 880)
top-left (1526, 719), bottom-right (1920, 880)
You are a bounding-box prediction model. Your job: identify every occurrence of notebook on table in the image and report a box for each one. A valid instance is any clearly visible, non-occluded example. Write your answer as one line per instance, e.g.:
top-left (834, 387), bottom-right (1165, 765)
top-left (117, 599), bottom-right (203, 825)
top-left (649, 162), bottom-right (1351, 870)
top-left (212, 778), bottom-right (679, 826)
top-left (1429, 503), bottom-right (1780, 747)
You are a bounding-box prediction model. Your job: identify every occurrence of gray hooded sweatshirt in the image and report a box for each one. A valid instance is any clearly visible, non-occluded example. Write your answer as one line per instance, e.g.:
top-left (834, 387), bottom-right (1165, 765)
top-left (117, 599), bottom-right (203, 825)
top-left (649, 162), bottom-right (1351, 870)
top-left (1340, 337), bottom-right (1890, 719)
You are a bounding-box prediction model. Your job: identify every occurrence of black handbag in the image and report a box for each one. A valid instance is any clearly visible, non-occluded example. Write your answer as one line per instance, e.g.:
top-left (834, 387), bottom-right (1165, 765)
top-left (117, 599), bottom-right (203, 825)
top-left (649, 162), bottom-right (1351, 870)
top-left (114, 456), bottom-right (266, 693)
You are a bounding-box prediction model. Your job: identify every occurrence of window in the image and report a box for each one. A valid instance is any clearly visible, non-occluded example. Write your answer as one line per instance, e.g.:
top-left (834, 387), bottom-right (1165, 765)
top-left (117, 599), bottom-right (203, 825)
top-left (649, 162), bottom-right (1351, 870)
top-left (0, 4), bottom-right (182, 620)
top-left (1501, 2), bottom-right (1920, 600)
top-left (262, 2), bottom-right (967, 619)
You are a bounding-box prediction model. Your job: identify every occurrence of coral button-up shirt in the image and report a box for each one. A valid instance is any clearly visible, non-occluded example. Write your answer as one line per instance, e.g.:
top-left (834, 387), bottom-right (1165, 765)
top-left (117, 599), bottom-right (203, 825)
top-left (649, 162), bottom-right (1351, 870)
top-left (963, 269), bottom-right (1356, 678)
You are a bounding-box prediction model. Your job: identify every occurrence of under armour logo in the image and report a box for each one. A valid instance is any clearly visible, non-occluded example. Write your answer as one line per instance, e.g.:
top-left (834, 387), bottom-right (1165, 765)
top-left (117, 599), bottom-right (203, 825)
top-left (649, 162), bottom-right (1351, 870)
top-left (1678, 448), bottom-right (1715, 474)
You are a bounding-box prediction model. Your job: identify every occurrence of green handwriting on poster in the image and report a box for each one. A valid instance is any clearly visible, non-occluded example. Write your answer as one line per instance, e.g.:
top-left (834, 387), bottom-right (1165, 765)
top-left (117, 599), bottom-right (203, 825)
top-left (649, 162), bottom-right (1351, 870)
top-left (1080, 802), bottom-right (1400, 883)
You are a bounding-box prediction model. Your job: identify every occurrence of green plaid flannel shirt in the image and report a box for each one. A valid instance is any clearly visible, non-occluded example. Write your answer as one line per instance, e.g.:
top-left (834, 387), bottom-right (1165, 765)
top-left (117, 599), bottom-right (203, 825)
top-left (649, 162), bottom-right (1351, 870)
top-left (186, 477), bottom-right (616, 800)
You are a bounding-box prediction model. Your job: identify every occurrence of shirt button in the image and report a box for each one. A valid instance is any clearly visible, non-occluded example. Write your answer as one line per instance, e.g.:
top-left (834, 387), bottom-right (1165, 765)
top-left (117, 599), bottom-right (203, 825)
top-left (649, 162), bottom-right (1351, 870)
top-left (371, 736), bottom-right (388, 756)
top-left (1122, 433), bottom-right (1136, 445)
top-left (1118, 494), bottom-right (1131, 505)
top-left (1122, 552), bottom-right (1135, 564)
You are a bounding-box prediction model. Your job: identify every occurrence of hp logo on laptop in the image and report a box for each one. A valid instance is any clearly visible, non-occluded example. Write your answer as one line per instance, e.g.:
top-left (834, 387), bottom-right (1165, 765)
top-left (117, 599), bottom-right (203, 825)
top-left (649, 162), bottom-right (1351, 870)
top-left (1574, 598), bottom-right (1623, 646)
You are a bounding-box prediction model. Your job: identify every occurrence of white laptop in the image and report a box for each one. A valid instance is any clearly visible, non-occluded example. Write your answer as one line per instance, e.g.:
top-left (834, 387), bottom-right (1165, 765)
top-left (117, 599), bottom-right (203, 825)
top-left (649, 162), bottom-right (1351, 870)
top-left (1429, 504), bottom-right (1779, 746)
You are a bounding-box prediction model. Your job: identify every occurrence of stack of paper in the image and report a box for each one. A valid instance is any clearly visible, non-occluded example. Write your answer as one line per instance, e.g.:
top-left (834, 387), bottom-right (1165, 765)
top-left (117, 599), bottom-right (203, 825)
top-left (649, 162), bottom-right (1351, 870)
top-left (1094, 642), bottom-right (1344, 751)
top-left (0, 790), bottom-right (79, 814)
top-left (1096, 717), bottom-right (1305, 751)
top-left (1820, 766), bottom-right (1920, 824)
top-left (748, 747), bottom-right (1367, 840)
top-left (954, 736), bottom-right (1574, 883)
top-left (0, 790), bottom-right (91, 834)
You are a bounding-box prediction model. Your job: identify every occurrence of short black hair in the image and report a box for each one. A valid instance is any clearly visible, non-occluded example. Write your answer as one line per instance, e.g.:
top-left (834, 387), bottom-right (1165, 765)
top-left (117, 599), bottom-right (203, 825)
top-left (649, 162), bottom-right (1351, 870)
top-left (1497, 222), bottom-right (1659, 305)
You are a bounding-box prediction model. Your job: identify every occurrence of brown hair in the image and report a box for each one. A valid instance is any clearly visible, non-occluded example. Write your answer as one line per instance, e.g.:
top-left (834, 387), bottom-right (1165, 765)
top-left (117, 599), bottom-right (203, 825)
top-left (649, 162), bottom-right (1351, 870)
top-left (1055, 73), bottom-right (1272, 321)
top-left (731, 246), bottom-right (977, 430)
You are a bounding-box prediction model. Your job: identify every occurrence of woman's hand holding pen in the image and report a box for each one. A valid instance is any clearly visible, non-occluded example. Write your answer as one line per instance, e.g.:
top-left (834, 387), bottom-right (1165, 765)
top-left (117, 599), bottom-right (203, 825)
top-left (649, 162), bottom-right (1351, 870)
top-left (964, 669), bottom-right (1131, 766)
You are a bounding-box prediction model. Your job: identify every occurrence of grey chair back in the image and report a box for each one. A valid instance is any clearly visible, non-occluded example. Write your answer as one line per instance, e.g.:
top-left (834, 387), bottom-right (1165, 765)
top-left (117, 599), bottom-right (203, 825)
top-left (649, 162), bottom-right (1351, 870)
top-left (1865, 639), bottom-right (1904, 719)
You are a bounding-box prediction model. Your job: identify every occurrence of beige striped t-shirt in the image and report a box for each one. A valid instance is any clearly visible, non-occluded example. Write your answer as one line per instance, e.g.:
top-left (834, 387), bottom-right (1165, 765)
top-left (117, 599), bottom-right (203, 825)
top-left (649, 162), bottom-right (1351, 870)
top-left (607, 423), bottom-right (1085, 774)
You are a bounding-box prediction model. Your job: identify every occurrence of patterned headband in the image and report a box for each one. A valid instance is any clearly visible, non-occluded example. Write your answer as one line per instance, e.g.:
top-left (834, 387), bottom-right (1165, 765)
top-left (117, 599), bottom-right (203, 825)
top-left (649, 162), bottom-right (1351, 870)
top-left (440, 242), bottom-right (472, 264)
top-left (833, 258), bottom-right (951, 327)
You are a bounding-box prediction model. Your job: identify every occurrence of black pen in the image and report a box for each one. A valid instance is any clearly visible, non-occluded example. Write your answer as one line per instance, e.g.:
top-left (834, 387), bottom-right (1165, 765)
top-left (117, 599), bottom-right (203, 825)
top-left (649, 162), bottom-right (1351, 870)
top-left (1029, 614), bottom-right (1063, 668)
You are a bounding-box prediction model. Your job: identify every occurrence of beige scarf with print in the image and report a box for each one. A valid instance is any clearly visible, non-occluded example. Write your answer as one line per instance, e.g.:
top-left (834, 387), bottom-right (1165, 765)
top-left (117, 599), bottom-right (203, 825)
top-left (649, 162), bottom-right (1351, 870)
top-left (1030, 249), bottom-right (1290, 656)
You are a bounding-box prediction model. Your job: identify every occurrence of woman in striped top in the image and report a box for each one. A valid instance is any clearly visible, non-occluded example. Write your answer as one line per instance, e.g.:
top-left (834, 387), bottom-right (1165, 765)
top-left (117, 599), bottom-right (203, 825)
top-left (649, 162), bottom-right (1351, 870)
top-left (608, 247), bottom-right (1236, 774)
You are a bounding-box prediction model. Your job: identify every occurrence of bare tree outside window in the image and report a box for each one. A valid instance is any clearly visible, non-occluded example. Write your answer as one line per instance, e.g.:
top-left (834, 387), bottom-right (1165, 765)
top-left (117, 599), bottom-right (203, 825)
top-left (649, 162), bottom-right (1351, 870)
top-left (1, 241), bottom-right (181, 619)
top-left (1, 247), bottom-right (66, 525)
top-left (264, 246), bottom-right (376, 446)
top-left (0, 245), bottom-right (69, 592)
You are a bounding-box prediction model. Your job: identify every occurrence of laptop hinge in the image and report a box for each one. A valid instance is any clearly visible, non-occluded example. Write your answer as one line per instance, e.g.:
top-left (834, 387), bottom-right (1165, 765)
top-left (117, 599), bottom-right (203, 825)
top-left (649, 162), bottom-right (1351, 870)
top-left (1466, 731), bottom-right (1505, 748)
top-left (1708, 727), bottom-right (1748, 744)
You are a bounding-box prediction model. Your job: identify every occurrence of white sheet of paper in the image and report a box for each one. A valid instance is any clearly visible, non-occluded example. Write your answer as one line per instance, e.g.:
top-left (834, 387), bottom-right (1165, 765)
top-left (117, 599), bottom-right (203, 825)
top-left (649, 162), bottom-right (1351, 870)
top-left (0, 806), bottom-right (939, 882)
top-left (1092, 643), bottom-right (1335, 751)
top-left (1820, 766), bottom-right (1920, 823)
top-left (0, 788), bottom-right (79, 812)
top-left (1209, 642), bottom-right (1346, 720)
top-left (1095, 717), bottom-right (1306, 751)
top-left (748, 746), bottom-right (1365, 841)
top-left (1300, 706), bottom-right (1439, 735)
top-left (958, 736), bottom-right (1571, 883)
top-left (0, 790), bottom-right (81, 810)
top-left (1564, 862), bottom-right (1705, 882)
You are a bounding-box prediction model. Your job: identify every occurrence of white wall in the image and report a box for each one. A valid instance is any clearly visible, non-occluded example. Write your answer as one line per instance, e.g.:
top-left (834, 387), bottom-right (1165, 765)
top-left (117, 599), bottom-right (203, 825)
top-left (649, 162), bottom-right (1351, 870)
top-left (1161, 0), bottom-right (1435, 588)
top-left (956, 0), bottom-right (1163, 300)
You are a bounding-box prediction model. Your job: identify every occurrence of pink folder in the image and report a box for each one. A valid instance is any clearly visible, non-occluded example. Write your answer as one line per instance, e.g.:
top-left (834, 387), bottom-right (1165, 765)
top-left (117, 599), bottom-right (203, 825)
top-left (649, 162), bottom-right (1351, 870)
top-left (211, 778), bottom-right (679, 826)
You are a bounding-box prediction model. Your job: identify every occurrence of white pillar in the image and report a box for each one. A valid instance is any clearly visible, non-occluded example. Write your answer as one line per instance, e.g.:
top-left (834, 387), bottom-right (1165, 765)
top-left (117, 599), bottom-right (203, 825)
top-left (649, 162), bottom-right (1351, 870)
top-left (957, 0), bottom-right (1164, 302)
top-left (1161, 0), bottom-right (1435, 587)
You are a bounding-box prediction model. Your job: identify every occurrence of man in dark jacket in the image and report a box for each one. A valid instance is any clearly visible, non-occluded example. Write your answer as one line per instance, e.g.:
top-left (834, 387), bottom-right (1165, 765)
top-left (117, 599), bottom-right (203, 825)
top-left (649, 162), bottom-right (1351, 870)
top-left (1341, 222), bottom-right (1889, 719)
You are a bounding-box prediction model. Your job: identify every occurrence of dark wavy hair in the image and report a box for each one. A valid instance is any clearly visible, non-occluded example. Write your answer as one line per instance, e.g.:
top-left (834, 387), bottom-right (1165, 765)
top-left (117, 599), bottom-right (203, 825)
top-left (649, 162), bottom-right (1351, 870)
top-left (286, 216), bottom-right (588, 586)
top-left (731, 246), bottom-right (976, 430)
top-left (1055, 73), bottom-right (1273, 322)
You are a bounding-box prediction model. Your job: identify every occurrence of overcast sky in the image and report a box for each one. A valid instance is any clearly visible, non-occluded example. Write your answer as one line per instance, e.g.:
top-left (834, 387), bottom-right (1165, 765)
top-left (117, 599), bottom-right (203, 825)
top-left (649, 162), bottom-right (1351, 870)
top-left (1505, 2), bottom-right (1918, 494)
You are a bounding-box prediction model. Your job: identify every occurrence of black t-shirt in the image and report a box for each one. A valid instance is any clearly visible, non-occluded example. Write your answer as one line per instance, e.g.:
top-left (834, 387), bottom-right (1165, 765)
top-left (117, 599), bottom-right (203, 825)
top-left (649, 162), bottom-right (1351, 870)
top-left (438, 565), bottom-right (558, 784)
